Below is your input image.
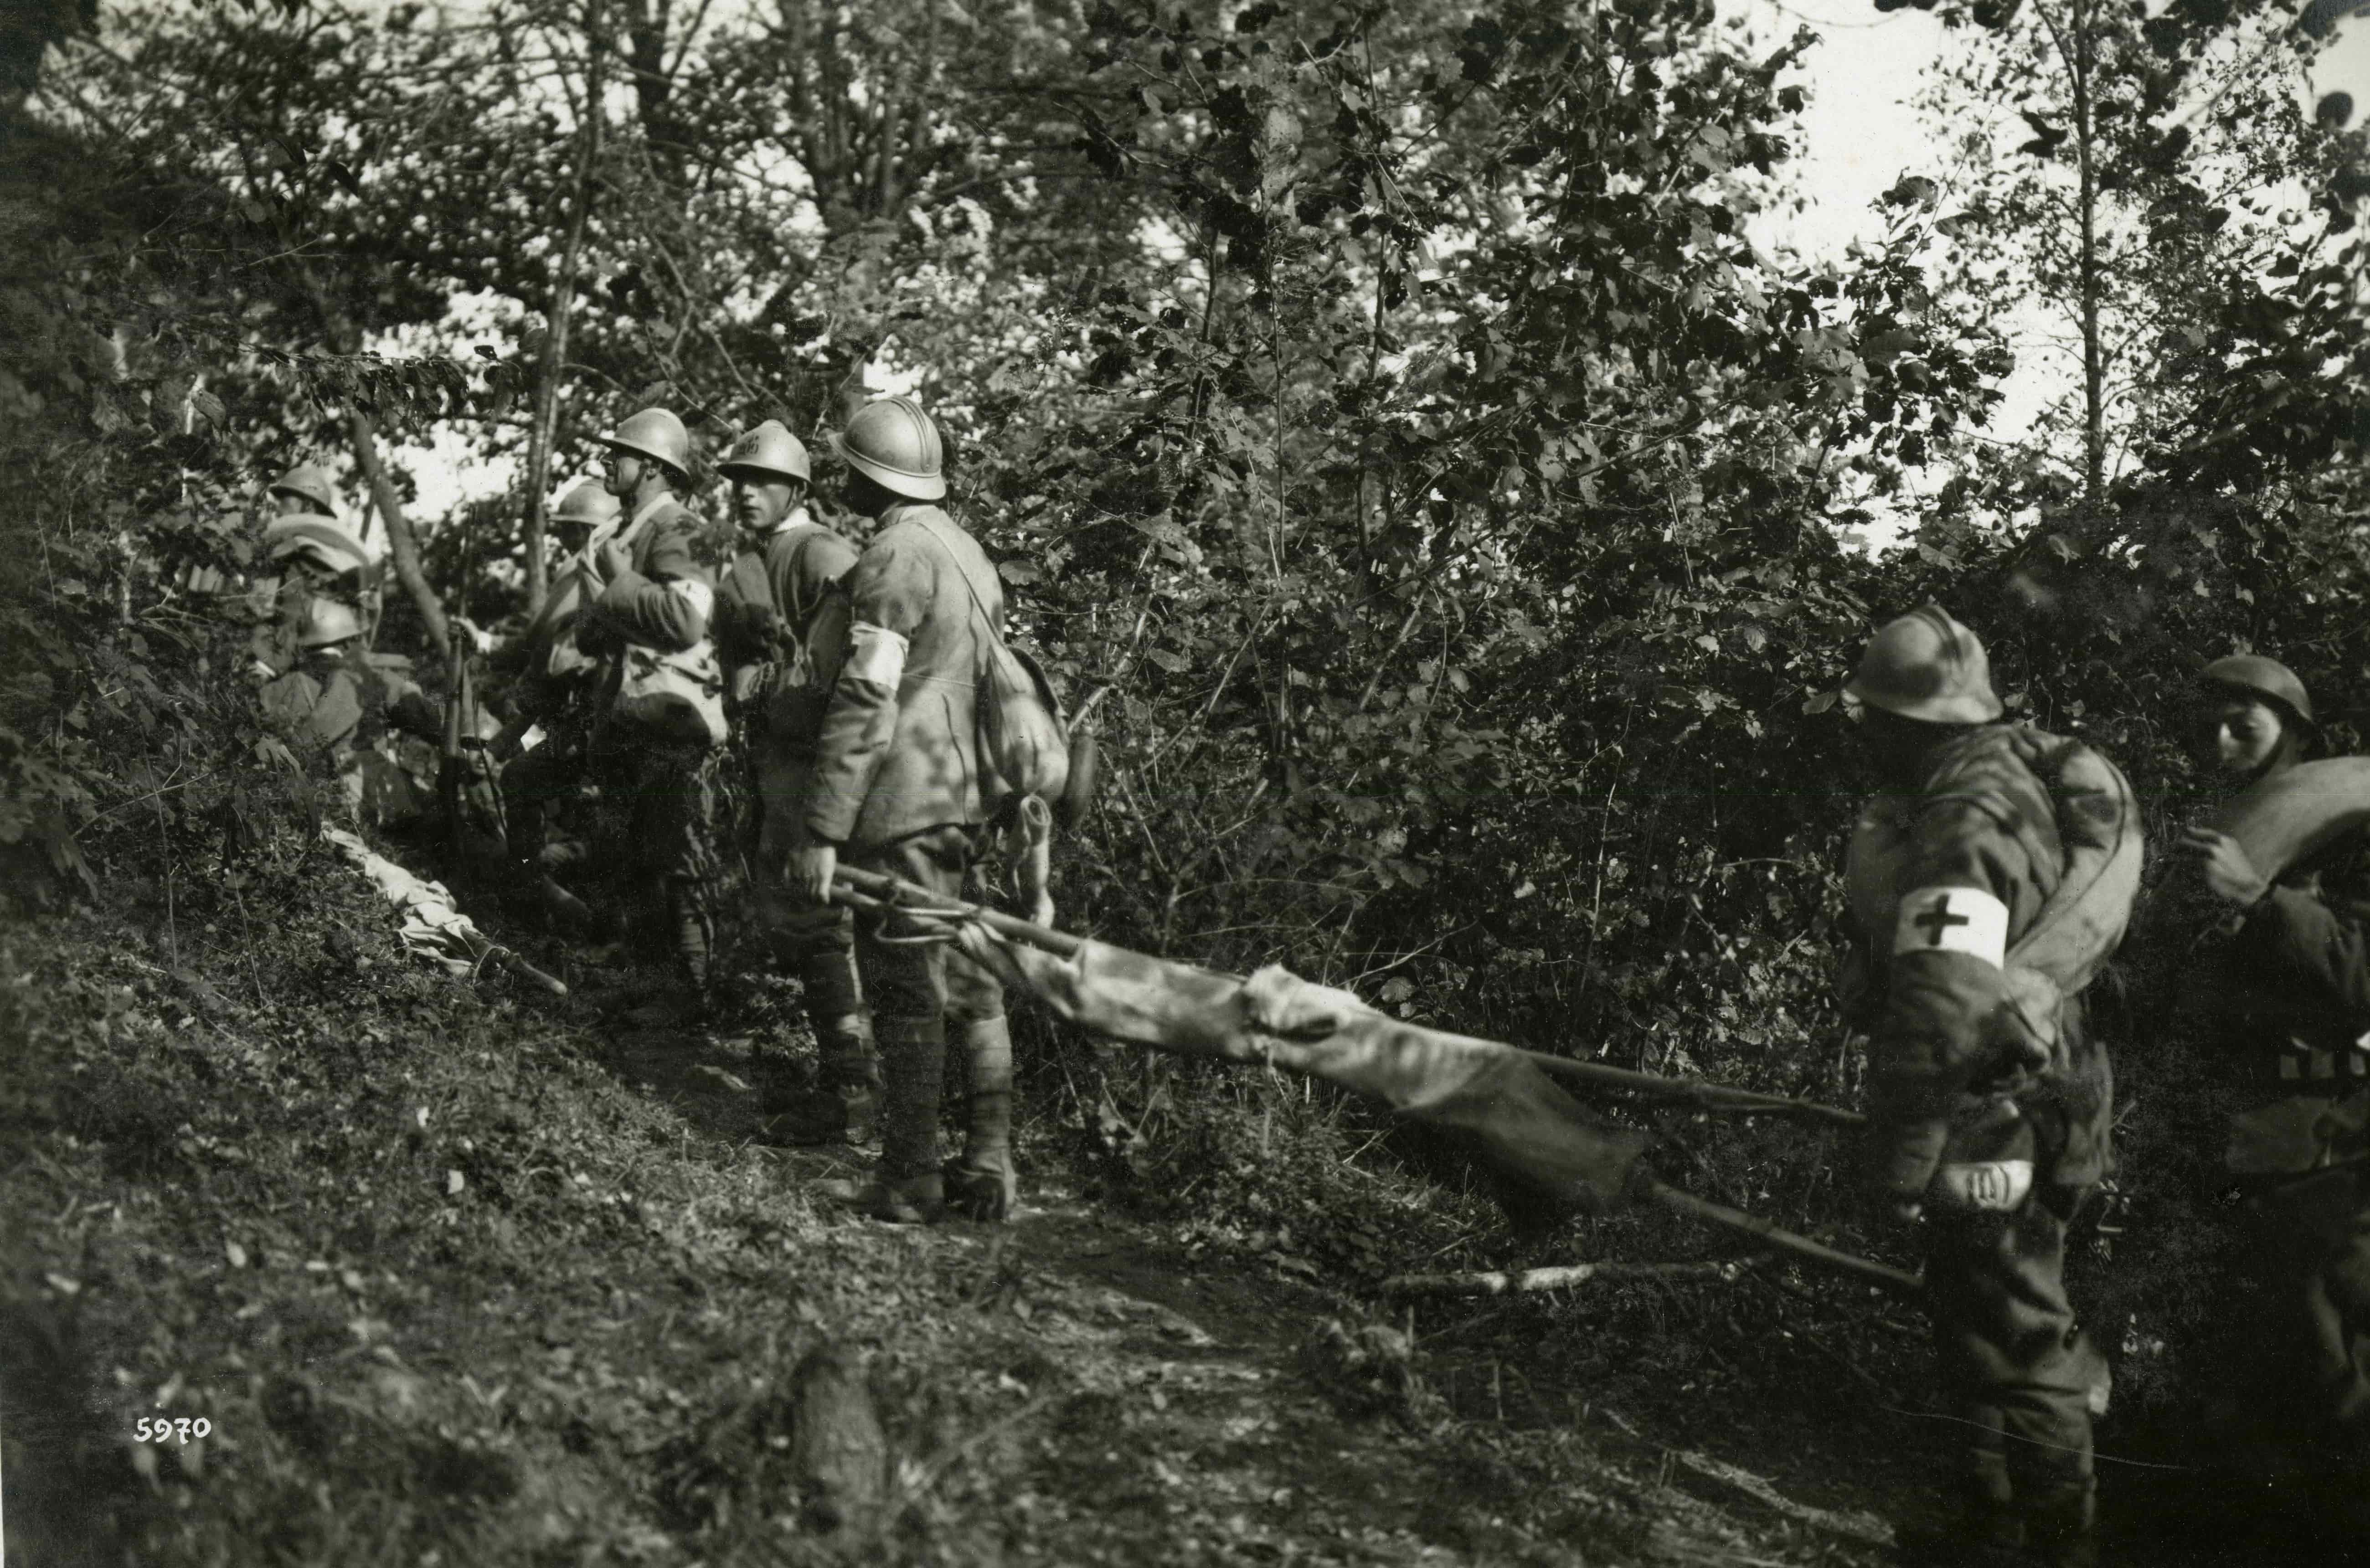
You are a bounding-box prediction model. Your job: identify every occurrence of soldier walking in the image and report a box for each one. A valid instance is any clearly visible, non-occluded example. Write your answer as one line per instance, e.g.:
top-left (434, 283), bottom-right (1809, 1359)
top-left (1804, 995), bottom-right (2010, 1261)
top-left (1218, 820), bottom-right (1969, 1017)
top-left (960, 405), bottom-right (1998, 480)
top-left (791, 395), bottom-right (1016, 1222)
top-left (1837, 607), bottom-right (2135, 1568)
top-left (2177, 655), bottom-right (2370, 1535)
top-left (711, 419), bottom-right (881, 1142)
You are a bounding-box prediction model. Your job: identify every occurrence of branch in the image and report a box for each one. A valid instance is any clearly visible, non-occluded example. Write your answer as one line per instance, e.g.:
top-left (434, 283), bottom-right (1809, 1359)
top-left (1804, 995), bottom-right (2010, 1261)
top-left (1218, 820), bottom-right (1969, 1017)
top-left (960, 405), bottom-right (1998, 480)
top-left (1382, 1259), bottom-right (1747, 1298)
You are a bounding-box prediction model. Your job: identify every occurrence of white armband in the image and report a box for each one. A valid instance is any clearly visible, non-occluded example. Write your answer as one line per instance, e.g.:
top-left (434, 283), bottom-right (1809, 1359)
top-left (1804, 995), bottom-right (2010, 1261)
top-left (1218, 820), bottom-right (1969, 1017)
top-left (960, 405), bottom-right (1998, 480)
top-left (1891, 885), bottom-right (2009, 967)
top-left (666, 578), bottom-right (715, 620)
top-left (845, 621), bottom-right (910, 688)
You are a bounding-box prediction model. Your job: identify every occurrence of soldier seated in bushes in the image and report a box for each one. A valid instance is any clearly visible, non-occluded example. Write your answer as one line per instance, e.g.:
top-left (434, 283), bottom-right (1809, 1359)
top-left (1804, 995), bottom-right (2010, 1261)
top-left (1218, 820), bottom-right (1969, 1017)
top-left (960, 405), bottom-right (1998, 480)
top-left (2177, 654), bottom-right (2370, 1535)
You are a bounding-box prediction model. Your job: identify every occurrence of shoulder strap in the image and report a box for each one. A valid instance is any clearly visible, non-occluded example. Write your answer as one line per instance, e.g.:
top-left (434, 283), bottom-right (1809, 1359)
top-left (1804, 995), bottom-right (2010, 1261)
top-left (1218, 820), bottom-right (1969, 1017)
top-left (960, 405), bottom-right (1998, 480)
top-left (907, 510), bottom-right (1003, 639)
top-left (764, 521), bottom-right (829, 622)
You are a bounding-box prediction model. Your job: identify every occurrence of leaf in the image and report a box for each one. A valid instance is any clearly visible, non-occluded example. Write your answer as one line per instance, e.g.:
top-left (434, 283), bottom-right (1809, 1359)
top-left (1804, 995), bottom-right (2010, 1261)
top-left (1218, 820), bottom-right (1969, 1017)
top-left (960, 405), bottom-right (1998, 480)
top-left (446, 1168), bottom-right (466, 1196)
top-left (225, 1240), bottom-right (247, 1269)
top-left (1882, 175), bottom-right (1937, 209)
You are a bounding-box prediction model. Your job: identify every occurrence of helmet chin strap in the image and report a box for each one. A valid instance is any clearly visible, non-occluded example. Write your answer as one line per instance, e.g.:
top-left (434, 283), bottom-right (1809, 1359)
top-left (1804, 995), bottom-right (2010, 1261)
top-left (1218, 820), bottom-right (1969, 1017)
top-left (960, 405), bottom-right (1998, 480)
top-left (2243, 728), bottom-right (2307, 789)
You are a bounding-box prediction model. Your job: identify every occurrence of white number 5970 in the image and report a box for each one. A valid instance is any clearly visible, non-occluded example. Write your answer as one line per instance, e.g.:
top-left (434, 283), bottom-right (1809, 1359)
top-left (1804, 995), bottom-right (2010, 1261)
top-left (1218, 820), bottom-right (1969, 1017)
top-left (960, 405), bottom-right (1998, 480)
top-left (133, 1416), bottom-right (211, 1444)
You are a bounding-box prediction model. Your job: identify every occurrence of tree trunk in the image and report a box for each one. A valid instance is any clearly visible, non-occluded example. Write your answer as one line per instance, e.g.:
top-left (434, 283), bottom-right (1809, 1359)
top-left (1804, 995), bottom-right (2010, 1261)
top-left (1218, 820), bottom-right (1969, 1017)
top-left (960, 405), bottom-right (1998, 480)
top-left (520, 0), bottom-right (607, 616)
top-left (287, 259), bottom-right (452, 655)
top-left (2071, 0), bottom-right (2105, 508)
top-left (348, 407), bottom-right (452, 657)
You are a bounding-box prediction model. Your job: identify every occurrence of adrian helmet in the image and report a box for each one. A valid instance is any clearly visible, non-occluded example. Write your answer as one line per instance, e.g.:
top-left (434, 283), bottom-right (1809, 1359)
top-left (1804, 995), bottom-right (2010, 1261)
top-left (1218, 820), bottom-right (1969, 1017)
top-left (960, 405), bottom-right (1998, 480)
top-left (718, 419), bottom-right (813, 486)
top-left (830, 395), bottom-right (945, 500)
top-left (1845, 605), bottom-right (2004, 726)
top-left (597, 407), bottom-right (694, 480)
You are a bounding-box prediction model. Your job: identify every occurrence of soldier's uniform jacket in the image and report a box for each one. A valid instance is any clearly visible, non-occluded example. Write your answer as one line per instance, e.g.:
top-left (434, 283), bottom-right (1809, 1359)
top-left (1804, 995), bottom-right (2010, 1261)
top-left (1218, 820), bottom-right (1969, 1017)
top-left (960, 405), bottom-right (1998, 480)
top-left (2226, 836), bottom-right (2370, 1075)
top-left (260, 652), bottom-right (438, 757)
top-left (2212, 830), bottom-right (2370, 1174)
top-left (513, 533), bottom-right (619, 726)
top-left (1841, 724), bottom-right (2133, 1200)
top-left (714, 514), bottom-right (858, 753)
top-left (576, 495), bottom-right (720, 666)
top-left (804, 501), bottom-right (999, 848)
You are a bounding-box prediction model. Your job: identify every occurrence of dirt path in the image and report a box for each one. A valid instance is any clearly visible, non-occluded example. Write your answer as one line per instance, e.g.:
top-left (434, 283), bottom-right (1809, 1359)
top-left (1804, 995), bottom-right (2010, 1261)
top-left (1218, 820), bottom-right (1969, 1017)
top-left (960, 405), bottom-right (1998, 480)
top-left (587, 1006), bottom-right (1916, 1566)
top-left (11, 903), bottom-right (2276, 1568)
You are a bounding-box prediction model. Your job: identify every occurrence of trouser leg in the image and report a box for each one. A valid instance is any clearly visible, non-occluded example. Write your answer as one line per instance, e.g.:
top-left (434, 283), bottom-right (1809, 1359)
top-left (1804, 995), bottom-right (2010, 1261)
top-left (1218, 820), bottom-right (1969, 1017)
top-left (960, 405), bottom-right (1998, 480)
top-left (750, 747), bottom-right (877, 1138)
top-left (2252, 1167), bottom-right (2370, 1457)
top-left (633, 738), bottom-right (721, 995)
top-left (945, 949), bottom-right (1015, 1220)
top-left (850, 825), bottom-right (979, 1222)
top-left (1923, 1186), bottom-right (2099, 1566)
top-left (502, 730), bottom-right (583, 867)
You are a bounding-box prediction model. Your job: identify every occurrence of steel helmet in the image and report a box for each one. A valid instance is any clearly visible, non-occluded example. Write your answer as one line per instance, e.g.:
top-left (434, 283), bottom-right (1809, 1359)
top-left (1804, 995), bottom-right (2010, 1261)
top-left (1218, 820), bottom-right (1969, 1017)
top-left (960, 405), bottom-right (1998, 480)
top-left (2202, 654), bottom-right (2315, 731)
top-left (830, 395), bottom-right (945, 500)
top-left (264, 515), bottom-right (372, 578)
top-left (551, 479), bottom-right (621, 529)
top-left (718, 419), bottom-right (812, 485)
top-left (1845, 604), bottom-right (2004, 725)
top-left (298, 598), bottom-right (363, 649)
top-left (597, 407), bottom-right (693, 479)
top-left (269, 464), bottom-right (339, 517)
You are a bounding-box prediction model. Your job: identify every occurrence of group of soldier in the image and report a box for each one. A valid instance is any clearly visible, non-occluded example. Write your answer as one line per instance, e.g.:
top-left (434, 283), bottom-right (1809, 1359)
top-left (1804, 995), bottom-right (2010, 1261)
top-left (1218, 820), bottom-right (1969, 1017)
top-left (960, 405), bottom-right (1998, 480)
top-left (224, 416), bottom-right (2370, 1563)
top-left (1837, 606), bottom-right (2370, 1564)
top-left (247, 393), bottom-right (1039, 1227)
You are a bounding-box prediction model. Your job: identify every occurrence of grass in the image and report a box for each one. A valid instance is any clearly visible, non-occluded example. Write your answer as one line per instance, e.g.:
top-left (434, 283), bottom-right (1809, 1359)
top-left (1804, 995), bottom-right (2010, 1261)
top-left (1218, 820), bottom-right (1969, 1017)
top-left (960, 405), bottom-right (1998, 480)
top-left (0, 807), bottom-right (2286, 1567)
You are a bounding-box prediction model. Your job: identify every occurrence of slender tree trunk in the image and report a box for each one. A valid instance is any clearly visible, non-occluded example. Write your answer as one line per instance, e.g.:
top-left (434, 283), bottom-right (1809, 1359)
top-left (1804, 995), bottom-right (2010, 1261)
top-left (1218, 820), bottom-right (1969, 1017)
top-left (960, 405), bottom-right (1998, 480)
top-left (2069, 0), bottom-right (2105, 507)
top-left (348, 407), bottom-right (452, 657)
top-left (521, 0), bottom-right (607, 615)
top-left (292, 258), bottom-right (453, 657)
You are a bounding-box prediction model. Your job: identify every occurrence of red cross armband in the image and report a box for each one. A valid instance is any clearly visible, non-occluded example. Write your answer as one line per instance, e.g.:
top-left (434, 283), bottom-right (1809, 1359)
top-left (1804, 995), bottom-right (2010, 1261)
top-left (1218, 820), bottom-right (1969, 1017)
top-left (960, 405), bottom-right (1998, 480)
top-left (1891, 885), bottom-right (2009, 968)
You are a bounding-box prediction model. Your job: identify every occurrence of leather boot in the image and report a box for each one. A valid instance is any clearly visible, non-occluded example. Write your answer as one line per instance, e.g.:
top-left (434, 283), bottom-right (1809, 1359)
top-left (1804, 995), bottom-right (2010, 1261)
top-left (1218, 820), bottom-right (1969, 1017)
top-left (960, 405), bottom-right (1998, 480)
top-left (865, 1016), bottom-right (945, 1224)
top-left (945, 1015), bottom-right (1016, 1221)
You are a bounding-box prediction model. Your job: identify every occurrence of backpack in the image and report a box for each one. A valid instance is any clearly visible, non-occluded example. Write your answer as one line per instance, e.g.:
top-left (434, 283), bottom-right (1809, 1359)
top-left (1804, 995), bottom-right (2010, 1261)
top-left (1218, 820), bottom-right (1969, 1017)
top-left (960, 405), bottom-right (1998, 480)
top-left (1845, 725), bottom-right (2143, 1057)
top-left (908, 512), bottom-right (1082, 818)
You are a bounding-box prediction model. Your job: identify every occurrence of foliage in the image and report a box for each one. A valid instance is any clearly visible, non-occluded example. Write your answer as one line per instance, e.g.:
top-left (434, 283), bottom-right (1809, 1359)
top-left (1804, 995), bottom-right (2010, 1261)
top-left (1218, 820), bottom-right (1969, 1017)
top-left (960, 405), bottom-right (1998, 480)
top-left (8, 0), bottom-right (2370, 1549)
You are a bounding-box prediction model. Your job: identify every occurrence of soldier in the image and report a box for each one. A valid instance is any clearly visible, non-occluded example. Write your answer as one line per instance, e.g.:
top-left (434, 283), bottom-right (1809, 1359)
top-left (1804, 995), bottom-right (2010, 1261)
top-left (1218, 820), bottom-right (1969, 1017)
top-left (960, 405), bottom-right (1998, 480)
top-left (567, 407), bottom-right (731, 1013)
top-left (791, 395), bottom-right (1016, 1222)
top-left (260, 599), bottom-right (441, 824)
top-left (496, 479), bottom-right (623, 924)
top-left (2177, 654), bottom-right (2370, 1529)
top-left (710, 419), bottom-right (880, 1142)
top-left (1838, 607), bottom-right (2133, 1568)
top-left (251, 465), bottom-right (381, 676)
